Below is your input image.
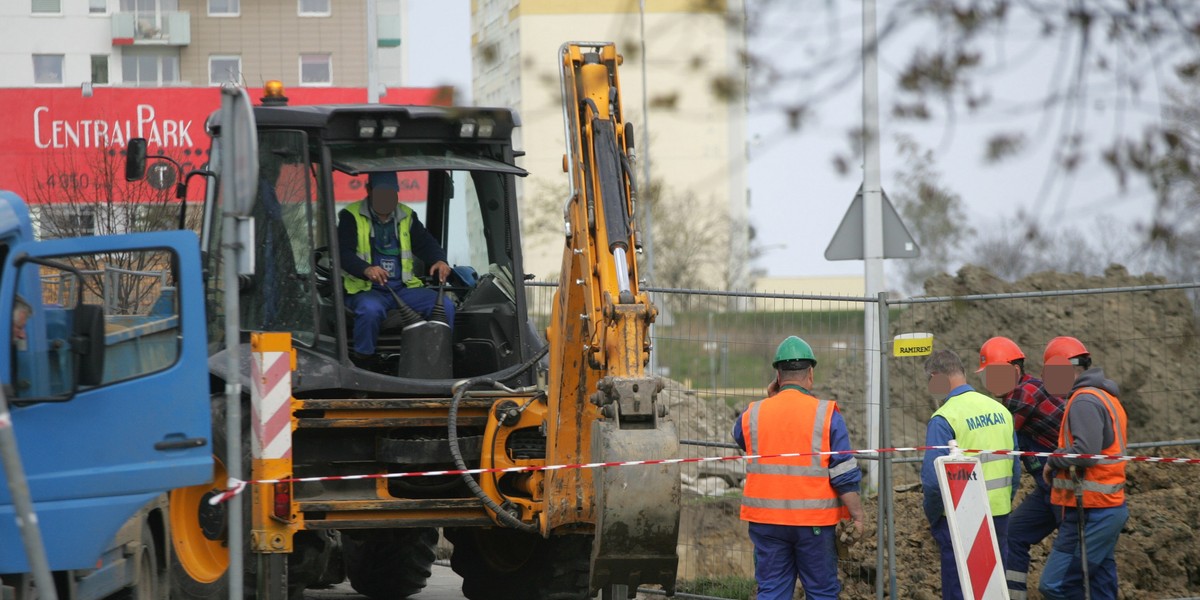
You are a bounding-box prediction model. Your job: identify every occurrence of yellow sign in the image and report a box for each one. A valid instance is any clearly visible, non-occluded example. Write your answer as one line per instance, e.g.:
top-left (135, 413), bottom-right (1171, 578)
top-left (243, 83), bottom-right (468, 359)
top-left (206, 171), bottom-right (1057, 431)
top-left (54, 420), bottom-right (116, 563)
top-left (893, 333), bottom-right (934, 357)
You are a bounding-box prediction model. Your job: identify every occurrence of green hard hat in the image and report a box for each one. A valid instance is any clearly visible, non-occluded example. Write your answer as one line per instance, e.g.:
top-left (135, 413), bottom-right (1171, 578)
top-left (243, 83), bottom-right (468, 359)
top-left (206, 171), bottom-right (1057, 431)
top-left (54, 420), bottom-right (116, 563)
top-left (773, 336), bottom-right (817, 369)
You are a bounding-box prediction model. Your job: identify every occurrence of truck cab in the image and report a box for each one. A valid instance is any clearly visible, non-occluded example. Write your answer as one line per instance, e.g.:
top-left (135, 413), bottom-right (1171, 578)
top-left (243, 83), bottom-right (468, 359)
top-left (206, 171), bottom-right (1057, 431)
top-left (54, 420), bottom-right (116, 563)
top-left (0, 190), bottom-right (212, 599)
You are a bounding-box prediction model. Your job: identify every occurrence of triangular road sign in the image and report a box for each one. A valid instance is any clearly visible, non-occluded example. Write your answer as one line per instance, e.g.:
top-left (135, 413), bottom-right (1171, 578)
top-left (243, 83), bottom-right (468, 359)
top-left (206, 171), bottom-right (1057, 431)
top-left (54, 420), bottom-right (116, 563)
top-left (825, 185), bottom-right (920, 261)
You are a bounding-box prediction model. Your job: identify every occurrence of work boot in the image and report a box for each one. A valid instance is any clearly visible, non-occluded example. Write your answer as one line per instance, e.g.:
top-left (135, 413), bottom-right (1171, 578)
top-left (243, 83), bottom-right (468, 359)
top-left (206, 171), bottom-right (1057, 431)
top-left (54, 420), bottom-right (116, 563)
top-left (349, 350), bottom-right (377, 370)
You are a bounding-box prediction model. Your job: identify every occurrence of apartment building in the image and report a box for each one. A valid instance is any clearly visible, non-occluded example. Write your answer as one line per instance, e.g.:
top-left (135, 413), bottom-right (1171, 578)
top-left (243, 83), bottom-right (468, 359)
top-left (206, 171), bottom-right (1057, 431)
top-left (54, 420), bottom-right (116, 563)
top-left (0, 0), bottom-right (413, 235)
top-left (0, 0), bottom-right (411, 89)
top-left (471, 0), bottom-right (750, 289)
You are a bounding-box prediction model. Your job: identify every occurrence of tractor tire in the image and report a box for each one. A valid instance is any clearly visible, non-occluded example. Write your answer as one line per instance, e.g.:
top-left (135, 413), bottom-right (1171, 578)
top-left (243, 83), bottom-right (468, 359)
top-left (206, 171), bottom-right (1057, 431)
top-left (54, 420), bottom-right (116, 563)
top-left (167, 395), bottom-right (244, 600)
top-left (446, 528), bottom-right (591, 600)
top-left (341, 528), bottom-right (438, 599)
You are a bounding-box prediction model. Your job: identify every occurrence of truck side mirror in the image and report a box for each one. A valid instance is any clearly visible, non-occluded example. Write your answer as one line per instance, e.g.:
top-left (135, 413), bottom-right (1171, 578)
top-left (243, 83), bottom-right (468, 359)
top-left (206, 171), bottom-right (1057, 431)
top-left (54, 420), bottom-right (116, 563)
top-left (125, 138), bottom-right (148, 182)
top-left (72, 304), bottom-right (105, 387)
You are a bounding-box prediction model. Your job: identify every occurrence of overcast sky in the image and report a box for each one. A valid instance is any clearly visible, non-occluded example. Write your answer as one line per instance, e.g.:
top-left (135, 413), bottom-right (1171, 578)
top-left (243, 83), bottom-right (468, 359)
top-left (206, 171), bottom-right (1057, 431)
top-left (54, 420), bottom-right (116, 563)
top-left (401, 1), bottom-right (1166, 283)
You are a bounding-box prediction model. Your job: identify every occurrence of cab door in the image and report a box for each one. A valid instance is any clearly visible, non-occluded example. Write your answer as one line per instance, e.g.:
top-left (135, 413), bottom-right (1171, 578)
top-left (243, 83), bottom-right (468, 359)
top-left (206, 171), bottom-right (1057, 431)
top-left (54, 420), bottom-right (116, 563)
top-left (0, 230), bottom-right (211, 572)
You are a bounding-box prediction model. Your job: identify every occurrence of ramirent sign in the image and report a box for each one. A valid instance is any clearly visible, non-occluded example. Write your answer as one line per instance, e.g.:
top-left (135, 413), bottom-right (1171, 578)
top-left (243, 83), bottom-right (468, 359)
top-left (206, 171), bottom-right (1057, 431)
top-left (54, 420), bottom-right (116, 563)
top-left (935, 448), bottom-right (1009, 600)
top-left (0, 87), bottom-right (445, 204)
top-left (893, 332), bottom-right (934, 357)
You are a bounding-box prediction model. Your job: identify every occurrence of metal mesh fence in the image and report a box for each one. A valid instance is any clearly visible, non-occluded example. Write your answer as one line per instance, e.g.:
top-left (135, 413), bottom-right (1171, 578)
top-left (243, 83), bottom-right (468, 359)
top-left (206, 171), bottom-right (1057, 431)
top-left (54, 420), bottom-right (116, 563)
top-left (526, 282), bottom-right (879, 597)
top-left (877, 282), bottom-right (1200, 600)
top-left (885, 282), bottom-right (1200, 484)
top-left (525, 280), bottom-right (1200, 599)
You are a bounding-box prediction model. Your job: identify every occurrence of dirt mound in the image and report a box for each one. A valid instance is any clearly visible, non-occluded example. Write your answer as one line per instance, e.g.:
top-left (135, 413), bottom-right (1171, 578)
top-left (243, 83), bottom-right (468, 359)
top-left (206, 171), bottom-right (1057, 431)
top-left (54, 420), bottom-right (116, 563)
top-left (673, 265), bottom-right (1200, 599)
top-left (906, 264), bottom-right (1200, 442)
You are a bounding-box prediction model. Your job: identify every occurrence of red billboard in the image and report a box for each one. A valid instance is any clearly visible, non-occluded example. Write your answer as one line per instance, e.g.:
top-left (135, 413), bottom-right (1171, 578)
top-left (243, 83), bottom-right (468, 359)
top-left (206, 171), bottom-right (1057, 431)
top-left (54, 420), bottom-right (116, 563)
top-left (0, 86), bottom-right (448, 204)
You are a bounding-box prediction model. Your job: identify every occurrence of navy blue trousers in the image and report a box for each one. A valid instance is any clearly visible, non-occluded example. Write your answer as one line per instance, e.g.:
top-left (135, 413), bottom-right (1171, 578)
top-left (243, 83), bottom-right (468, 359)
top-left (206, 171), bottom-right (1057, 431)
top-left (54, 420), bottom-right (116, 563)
top-left (1038, 504), bottom-right (1127, 600)
top-left (748, 521), bottom-right (840, 600)
top-left (931, 515), bottom-right (1009, 600)
top-left (345, 284), bottom-right (455, 354)
top-left (1006, 484), bottom-right (1059, 599)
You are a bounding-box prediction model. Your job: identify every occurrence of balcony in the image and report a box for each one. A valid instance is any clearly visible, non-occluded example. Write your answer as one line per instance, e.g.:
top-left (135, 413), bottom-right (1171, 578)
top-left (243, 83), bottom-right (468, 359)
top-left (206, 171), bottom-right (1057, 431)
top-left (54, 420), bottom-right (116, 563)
top-left (112, 11), bottom-right (190, 46)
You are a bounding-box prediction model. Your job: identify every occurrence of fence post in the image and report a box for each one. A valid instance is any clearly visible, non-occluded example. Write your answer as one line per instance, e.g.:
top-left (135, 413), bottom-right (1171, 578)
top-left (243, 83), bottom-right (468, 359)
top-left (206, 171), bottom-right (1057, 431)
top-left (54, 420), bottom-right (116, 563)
top-left (877, 291), bottom-right (897, 599)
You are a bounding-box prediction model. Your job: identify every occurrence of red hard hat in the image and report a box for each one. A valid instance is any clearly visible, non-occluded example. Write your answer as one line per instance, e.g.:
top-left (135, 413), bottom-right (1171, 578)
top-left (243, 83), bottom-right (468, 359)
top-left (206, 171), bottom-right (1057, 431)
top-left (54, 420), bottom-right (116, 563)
top-left (977, 337), bottom-right (1025, 373)
top-left (1043, 336), bottom-right (1089, 365)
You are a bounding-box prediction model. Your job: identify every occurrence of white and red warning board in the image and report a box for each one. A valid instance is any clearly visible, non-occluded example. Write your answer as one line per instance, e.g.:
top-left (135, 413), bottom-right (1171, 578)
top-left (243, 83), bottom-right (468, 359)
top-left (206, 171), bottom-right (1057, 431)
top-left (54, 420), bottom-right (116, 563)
top-left (250, 333), bottom-right (295, 460)
top-left (935, 455), bottom-right (1009, 600)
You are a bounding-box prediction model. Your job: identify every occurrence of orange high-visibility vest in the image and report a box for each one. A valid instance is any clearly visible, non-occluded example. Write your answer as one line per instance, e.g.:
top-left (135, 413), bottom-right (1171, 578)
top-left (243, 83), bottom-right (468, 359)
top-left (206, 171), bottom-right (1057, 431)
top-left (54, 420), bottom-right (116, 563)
top-left (1051, 387), bottom-right (1128, 508)
top-left (740, 387), bottom-right (850, 526)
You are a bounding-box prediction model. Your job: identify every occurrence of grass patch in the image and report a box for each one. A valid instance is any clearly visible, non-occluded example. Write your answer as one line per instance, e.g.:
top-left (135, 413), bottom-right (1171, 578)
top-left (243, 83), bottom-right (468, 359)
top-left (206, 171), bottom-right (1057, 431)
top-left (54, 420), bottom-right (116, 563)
top-left (676, 575), bottom-right (756, 600)
top-left (654, 309), bottom-right (892, 388)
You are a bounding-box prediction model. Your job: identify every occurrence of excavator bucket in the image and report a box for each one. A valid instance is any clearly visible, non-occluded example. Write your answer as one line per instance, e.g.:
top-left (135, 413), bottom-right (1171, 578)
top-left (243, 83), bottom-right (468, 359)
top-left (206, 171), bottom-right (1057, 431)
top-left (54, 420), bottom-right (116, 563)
top-left (589, 419), bottom-right (680, 597)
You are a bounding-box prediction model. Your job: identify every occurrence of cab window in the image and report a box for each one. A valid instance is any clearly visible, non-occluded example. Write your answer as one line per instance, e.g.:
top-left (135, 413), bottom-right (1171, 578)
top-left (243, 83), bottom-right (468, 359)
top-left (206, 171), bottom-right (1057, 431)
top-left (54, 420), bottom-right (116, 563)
top-left (12, 249), bottom-right (182, 400)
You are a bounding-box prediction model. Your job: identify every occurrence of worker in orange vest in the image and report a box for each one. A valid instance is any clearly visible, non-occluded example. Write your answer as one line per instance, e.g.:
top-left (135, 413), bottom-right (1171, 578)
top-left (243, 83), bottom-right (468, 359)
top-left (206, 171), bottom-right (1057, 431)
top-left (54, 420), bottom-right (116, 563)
top-left (976, 336), bottom-right (1066, 600)
top-left (732, 336), bottom-right (865, 600)
top-left (1038, 337), bottom-right (1128, 600)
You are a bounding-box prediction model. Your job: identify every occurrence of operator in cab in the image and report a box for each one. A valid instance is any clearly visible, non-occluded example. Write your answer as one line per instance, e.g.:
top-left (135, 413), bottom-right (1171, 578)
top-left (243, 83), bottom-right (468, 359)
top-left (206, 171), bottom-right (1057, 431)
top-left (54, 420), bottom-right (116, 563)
top-left (338, 171), bottom-right (455, 367)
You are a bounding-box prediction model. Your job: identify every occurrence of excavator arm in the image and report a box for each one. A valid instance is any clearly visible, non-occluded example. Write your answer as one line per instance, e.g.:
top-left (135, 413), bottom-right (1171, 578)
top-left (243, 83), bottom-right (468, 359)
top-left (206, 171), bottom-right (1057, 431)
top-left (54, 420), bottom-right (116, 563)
top-left (544, 42), bottom-right (680, 596)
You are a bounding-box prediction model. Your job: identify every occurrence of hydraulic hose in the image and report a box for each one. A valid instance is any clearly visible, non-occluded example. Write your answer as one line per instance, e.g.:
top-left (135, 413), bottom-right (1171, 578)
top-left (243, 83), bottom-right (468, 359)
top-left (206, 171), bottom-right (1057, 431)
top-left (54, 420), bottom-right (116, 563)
top-left (448, 345), bottom-right (549, 532)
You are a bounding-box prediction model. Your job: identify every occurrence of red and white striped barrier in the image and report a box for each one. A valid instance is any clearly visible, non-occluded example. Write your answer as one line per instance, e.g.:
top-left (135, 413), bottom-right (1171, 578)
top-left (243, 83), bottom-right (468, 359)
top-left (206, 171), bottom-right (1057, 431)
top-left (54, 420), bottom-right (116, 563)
top-left (205, 445), bottom-right (1200, 506)
top-left (250, 344), bottom-right (293, 460)
top-left (936, 442), bottom-right (1008, 600)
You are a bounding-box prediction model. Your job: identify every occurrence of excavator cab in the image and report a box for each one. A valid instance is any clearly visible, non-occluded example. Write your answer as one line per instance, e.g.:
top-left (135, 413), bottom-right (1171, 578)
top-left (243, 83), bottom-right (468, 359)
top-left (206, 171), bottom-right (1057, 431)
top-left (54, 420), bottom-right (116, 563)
top-left (202, 103), bottom-right (539, 390)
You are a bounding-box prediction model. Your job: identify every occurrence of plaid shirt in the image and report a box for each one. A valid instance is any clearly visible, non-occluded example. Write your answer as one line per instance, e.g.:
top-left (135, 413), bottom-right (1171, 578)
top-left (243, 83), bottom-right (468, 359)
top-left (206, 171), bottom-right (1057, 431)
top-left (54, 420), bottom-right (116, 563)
top-left (1000, 374), bottom-right (1065, 450)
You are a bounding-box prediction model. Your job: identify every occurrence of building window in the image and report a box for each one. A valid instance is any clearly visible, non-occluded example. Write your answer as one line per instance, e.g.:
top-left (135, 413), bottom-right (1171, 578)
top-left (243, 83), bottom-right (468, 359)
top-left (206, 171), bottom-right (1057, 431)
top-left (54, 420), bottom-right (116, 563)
top-left (32, 0), bottom-right (61, 14)
top-left (90, 0), bottom-right (107, 13)
top-left (299, 54), bottom-right (332, 86)
top-left (298, 0), bottom-right (329, 16)
top-left (208, 0), bottom-right (238, 16)
top-left (91, 55), bottom-right (109, 84)
top-left (37, 206), bottom-right (97, 239)
top-left (33, 54), bottom-right (64, 85)
top-left (209, 55), bottom-right (241, 85)
top-left (122, 49), bottom-right (179, 86)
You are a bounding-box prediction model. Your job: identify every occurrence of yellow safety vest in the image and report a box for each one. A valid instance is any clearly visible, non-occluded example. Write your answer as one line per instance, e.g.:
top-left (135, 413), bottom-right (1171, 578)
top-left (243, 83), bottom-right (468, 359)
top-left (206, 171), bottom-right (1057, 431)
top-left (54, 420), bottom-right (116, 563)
top-left (341, 200), bottom-right (421, 294)
top-left (933, 390), bottom-right (1016, 517)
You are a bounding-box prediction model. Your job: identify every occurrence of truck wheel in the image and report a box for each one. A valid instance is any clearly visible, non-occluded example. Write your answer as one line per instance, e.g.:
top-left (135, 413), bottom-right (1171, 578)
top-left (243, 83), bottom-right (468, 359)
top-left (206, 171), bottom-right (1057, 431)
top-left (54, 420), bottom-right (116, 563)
top-left (447, 529), bottom-right (591, 600)
top-left (341, 528), bottom-right (438, 599)
top-left (116, 522), bottom-right (160, 600)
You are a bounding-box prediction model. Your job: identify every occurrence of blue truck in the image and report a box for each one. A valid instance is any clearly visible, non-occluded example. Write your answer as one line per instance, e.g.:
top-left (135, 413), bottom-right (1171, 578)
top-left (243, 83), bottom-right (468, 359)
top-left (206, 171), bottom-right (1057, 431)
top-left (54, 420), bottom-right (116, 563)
top-left (0, 189), bottom-right (212, 600)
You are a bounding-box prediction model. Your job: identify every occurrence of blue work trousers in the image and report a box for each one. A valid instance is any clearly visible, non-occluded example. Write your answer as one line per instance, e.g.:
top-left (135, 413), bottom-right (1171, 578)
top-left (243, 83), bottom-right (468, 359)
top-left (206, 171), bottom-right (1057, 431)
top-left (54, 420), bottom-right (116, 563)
top-left (345, 284), bottom-right (455, 354)
top-left (748, 521), bottom-right (840, 600)
top-left (1005, 483), bottom-right (1059, 599)
top-left (931, 515), bottom-right (1009, 600)
top-left (1038, 504), bottom-right (1127, 600)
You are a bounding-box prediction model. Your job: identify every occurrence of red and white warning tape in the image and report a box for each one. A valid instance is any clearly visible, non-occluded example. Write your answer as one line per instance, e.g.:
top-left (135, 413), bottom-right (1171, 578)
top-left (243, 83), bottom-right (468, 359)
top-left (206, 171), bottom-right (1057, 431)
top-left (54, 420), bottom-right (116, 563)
top-left (206, 445), bottom-right (1200, 505)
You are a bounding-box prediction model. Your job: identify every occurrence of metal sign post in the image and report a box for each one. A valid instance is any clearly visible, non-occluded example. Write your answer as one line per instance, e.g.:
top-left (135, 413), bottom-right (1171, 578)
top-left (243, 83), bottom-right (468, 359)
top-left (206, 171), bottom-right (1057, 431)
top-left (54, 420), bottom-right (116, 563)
top-left (0, 391), bottom-right (58, 600)
top-left (825, 0), bottom-right (921, 493)
top-left (218, 84), bottom-right (259, 600)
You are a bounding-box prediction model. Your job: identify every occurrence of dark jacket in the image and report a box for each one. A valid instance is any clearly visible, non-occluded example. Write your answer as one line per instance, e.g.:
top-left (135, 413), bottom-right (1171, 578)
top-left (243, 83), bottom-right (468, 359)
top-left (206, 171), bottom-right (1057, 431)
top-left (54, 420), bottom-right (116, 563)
top-left (336, 203), bottom-right (447, 281)
top-left (1046, 368), bottom-right (1121, 470)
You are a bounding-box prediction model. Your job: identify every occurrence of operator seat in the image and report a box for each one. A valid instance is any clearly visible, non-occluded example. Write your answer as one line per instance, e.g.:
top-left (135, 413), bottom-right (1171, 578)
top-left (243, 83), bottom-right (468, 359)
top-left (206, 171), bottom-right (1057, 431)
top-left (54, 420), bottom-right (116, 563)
top-left (312, 247), bottom-right (444, 369)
